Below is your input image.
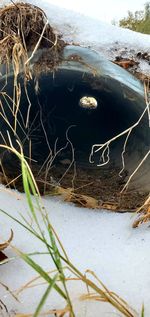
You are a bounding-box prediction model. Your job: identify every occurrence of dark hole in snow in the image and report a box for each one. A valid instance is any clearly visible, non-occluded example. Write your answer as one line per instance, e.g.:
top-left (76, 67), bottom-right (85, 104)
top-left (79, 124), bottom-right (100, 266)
top-left (0, 46), bottom-right (149, 210)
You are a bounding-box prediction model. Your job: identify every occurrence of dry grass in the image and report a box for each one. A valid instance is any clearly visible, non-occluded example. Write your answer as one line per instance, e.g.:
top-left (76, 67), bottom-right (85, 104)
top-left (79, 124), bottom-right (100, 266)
top-left (132, 79), bottom-right (150, 227)
top-left (0, 2), bottom-right (65, 129)
top-left (0, 2), bottom-right (63, 62)
top-left (0, 1), bottom-right (66, 194)
top-left (89, 78), bottom-right (150, 224)
top-left (133, 194), bottom-right (150, 228)
top-left (0, 2), bottom-right (149, 225)
top-left (0, 229), bottom-right (13, 251)
top-left (0, 143), bottom-right (138, 317)
top-left (0, 2), bottom-right (148, 316)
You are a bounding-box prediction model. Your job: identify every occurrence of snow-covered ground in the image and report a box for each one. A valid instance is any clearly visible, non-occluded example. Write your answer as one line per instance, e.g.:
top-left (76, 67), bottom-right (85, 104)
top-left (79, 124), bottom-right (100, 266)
top-left (0, 185), bottom-right (150, 317)
top-left (29, 0), bottom-right (150, 75)
top-left (0, 1), bottom-right (150, 316)
top-left (1, 0), bottom-right (150, 73)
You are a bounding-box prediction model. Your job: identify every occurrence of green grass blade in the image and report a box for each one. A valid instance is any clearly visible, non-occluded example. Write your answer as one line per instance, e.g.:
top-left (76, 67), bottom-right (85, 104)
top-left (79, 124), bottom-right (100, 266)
top-left (48, 224), bottom-right (62, 271)
top-left (141, 303), bottom-right (145, 317)
top-left (21, 161), bottom-right (36, 220)
top-left (16, 249), bottom-right (67, 300)
top-left (33, 273), bottom-right (59, 317)
top-left (0, 209), bottom-right (41, 240)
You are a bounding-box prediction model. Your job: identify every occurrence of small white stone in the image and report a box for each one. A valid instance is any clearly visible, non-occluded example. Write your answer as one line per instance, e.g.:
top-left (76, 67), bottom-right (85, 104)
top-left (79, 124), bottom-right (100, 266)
top-left (79, 96), bottom-right (98, 109)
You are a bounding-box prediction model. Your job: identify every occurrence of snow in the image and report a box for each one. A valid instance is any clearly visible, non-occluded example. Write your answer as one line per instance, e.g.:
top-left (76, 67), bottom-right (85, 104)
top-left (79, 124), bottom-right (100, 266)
top-left (1, 0), bottom-right (150, 52)
top-left (29, 0), bottom-right (150, 75)
top-left (1, 0), bottom-right (150, 74)
top-left (0, 1), bottom-right (150, 316)
top-left (0, 185), bottom-right (150, 317)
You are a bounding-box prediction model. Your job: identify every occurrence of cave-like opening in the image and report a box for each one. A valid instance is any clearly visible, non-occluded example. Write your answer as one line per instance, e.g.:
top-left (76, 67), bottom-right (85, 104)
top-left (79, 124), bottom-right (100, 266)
top-left (18, 68), bottom-right (146, 169)
top-left (0, 47), bottom-right (149, 210)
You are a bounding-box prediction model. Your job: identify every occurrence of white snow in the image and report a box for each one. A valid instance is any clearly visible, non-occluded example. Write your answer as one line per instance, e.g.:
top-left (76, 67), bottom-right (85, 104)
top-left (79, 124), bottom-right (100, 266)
top-left (29, 0), bottom-right (150, 49)
top-left (0, 1), bottom-right (150, 316)
top-left (1, 0), bottom-right (150, 73)
top-left (30, 0), bottom-right (150, 74)
top-left (0, 185), bottom-right (150, 317)
top-left (1, 0), bottom-right (150, 52)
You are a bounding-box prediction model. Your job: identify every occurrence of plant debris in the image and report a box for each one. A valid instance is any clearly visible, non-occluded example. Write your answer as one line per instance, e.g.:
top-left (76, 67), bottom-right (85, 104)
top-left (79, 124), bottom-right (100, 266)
top-left (133, 196), bottom-right (150, 228)
top-left (108, 44), bottom-right (150, 85)
top-left (0, 251), bottom-right (8, 263)
top-left (113, 58), bottom-right (139, 70)
top-left (0, 2), bottom-right (65, 67)
top-left (0, 229), bottom-right (13, 263)
top-left (0, 229), bottom-right (13, 251)
top-left (46, 164), bottom-right (148, 212)
top-left (0, 2), bottom-right (149, 219)
top-left (112, 54), bottom-right (150, 86)
top-left (1, 160), bottom-right (147, 212)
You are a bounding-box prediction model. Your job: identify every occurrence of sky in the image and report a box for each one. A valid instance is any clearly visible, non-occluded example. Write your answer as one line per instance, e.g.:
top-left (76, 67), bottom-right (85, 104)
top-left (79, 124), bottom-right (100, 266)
top-left (46, 0), bottom-right (146, 23)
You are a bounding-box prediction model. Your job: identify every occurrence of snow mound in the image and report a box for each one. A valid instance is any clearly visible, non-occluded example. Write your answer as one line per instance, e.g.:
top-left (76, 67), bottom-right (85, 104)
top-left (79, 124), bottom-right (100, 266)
top-left (1, 0), bottom-right (150, 74)
top-left (31, 0), bottom-right (150, 75)
top-left (30, 0), bottom-right (150, 50)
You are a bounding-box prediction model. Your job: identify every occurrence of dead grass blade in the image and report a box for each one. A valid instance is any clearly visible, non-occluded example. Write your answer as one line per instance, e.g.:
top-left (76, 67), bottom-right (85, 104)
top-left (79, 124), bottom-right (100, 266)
top-left (0, 229), bottom-right (13, 251)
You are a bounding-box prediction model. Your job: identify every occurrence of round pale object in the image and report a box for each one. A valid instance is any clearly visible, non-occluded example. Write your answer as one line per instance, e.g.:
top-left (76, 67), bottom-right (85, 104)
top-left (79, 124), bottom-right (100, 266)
top-left (79, 96), bottom-right (98, 109)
